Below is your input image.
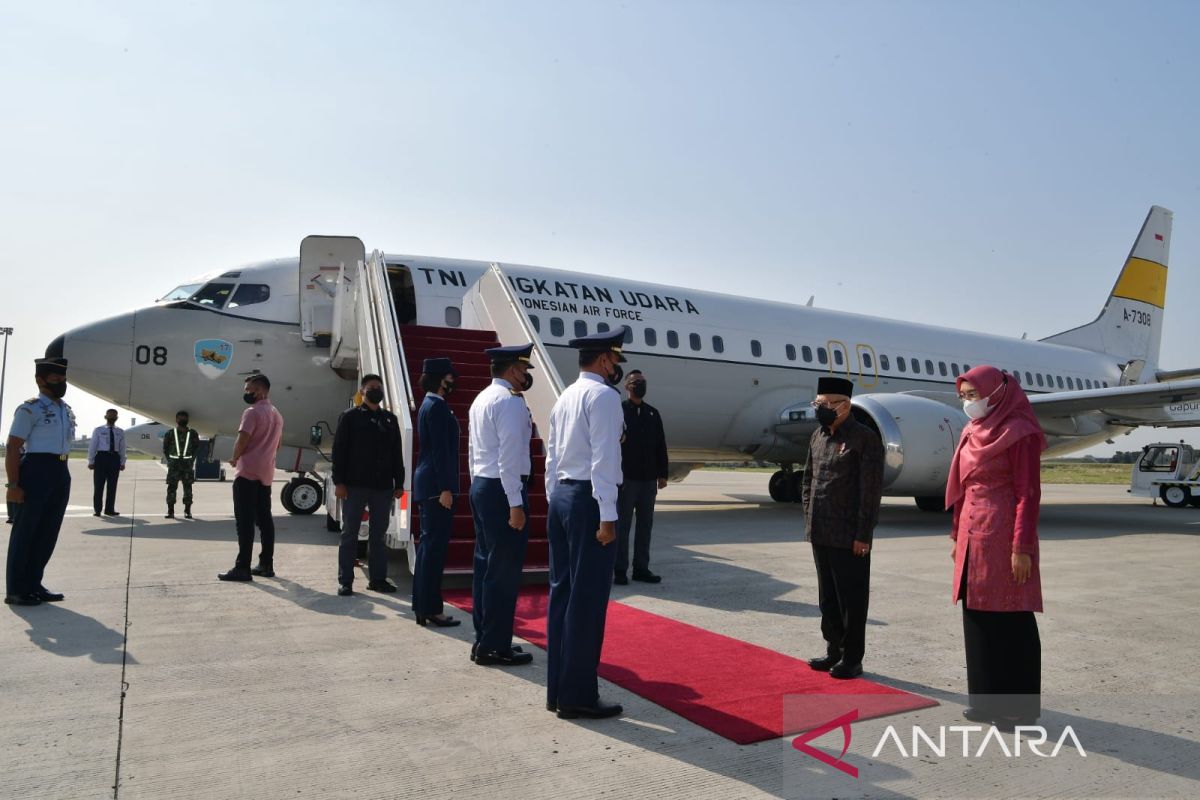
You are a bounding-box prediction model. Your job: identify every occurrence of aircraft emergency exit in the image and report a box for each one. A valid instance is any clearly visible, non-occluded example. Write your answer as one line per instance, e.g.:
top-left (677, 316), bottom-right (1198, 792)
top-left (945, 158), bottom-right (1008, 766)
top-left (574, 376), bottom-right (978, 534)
top-left (48, 205), bottom-right (1200, 533)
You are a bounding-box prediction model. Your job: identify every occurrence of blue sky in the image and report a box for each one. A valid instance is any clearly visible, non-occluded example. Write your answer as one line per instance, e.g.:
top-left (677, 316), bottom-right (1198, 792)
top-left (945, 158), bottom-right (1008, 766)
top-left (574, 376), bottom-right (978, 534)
top-left (3, 0), bottom-right (1199, 456)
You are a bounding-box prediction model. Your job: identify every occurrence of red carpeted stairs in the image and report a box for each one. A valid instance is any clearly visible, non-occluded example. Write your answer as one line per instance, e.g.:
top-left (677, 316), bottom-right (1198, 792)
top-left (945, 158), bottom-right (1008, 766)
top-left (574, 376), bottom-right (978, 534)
top-left (400, 324), bottom-right (549, 573)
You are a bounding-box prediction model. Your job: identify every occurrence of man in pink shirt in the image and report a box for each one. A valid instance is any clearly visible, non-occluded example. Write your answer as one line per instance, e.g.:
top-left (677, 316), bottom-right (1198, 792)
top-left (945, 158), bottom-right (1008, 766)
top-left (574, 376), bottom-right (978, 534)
top-left (219, 374), bottom-right (284, 582)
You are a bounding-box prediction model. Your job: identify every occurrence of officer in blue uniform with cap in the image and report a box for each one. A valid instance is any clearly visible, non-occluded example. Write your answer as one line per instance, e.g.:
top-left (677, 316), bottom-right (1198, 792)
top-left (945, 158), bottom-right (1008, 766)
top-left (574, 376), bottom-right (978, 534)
top-left (412, 356), bottom-right (462, 627)
top-left (544, 327), bottom-right (627, 719)
top-left (468, 342), bottom-right (535, 666)
top-left (5, 357), bottom-right (76, 606)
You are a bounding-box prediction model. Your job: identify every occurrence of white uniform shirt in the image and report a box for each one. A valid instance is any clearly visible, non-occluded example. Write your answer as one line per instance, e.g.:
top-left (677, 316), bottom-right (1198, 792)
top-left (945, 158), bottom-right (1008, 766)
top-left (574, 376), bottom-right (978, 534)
top-left (545, 372), bottom-right (625, 522)
top-left (468, 378), bottom-right (533, 507)
top-left (87, 424), bottom-right (127, 466)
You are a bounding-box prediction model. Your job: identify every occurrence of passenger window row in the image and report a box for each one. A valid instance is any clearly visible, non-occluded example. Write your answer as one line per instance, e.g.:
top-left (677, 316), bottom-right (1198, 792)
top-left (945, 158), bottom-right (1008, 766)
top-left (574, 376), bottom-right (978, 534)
top-left (525, 314), bottom-right (1109, 388)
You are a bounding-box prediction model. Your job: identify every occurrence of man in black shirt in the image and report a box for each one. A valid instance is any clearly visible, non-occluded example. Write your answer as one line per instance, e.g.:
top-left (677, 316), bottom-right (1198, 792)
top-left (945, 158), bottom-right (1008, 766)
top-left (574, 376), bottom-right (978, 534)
top-left (615, 370), bottom-right (669, 585)
top-left (331, 374), bottom-right (405, 596)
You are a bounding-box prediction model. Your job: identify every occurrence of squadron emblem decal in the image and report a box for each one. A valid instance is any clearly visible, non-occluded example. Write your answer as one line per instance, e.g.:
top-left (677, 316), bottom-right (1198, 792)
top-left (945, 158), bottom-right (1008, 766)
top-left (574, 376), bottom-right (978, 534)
top-left (194, 339), bottom-right (234, 379)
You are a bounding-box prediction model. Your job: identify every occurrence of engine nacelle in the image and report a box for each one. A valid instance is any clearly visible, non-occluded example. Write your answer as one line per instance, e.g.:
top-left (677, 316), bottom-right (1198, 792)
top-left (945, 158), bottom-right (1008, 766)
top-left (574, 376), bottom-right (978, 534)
top-left (851, 393), bottom-right (967, 496)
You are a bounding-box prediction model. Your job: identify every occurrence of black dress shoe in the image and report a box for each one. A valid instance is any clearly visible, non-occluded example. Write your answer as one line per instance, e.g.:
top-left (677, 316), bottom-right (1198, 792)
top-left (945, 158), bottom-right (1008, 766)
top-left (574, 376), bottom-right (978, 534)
top-left (93, 512), bottom-right (102, 517)
top-left (632, 570), bottom-right (662, 584)
top-left (250, 564), bottom-right (275, 577)
top-left (829, 661), bottom-right (863, 680)
top-left (807, 652), bottom-right (842, 671)
top-left (105, 510), bottom-right (120, 517)
top-left (338, 585), bottom-right (353, 596)
top-left (35, 589), bottom-right (65, 602)
top-left (613, 572), bottom-right (628, 585)
top-left (961, 707), bottom-right (993, 724)
top-left (546, 701), bottom-right (557, 713)
top-left (475, 649), bottom-right (533, 666)
top-left (217, 568), bottom-right (253, 582)
top-left (4, 593), bottom-right (42, 606)
top-left (557, 701), bottom-right (623, 719)
top-left (416, 614), bottom-right (460, 627)
top-left (366, 580), bottom-right (397, 593)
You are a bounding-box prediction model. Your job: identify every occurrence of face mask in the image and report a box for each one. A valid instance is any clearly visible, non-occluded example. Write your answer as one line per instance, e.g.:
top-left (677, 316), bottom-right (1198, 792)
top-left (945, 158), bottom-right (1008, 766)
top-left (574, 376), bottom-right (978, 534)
top-left (364, 388), bottom-right (384, 404)
top-left (44, 382), bottom-right (67, 399)
top-left (441, 381), bottom-right (455, 397)
top-left (177, 419), bottom-right (189, 427)
top-left (106, 418), bottom-right (118, 426)
top-left (815, 405), bottom-right (839, 427)
top-left (963, 398), bottom-right (990, 420)
top-left (605, 359), bottom-right (624, 387)
top-left (243, 392), bottom-right (258, 405)
top-left (521, 371), bottom-right (534, 392)
top-left (629, 380), bottom-right (647, 398)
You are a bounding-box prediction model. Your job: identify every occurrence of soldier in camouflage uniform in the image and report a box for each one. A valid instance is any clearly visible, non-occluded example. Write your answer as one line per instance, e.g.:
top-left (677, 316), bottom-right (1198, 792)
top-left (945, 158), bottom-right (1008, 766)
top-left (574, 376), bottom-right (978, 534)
top-left (164, 410), bottom-right (198, 519)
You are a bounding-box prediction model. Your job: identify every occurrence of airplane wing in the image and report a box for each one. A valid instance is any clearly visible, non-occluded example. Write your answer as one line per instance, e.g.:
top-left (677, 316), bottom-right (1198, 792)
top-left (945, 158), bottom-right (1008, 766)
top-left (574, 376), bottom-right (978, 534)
top-left (1030, 376), bottom-right (1200, 430)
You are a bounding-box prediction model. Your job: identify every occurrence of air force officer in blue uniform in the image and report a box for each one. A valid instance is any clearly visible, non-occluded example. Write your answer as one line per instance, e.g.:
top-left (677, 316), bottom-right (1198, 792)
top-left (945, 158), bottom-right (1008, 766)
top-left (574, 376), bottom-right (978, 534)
top-left (468, 343), bottom-right (535, 666)
top-left (5, 358), bottom-right (75, 606)
top-left (545, 328), bottom-right (627, 719)
top-left (412, 357), bottom-right (462, 628)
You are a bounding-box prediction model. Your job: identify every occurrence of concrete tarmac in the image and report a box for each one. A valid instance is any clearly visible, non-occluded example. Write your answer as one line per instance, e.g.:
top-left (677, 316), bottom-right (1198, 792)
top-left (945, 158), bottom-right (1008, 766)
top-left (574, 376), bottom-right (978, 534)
top-left (1, 461), bottom-right (1198, 799)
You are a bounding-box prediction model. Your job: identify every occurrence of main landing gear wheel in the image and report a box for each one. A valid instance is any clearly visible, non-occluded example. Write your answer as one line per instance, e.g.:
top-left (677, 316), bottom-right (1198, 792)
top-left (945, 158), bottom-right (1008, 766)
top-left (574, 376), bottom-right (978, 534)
top-left (914, 496), bottom-right (948, 512)
top-left (281, 477), bottom-right (323, 515)
top-left (1160, 485), bottom-right (1190, 508)
top-left (768, 470), bottom-right (795, 503)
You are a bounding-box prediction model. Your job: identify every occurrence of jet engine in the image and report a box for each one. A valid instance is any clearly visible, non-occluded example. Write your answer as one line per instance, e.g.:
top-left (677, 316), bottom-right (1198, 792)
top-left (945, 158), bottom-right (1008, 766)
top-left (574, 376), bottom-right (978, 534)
top-left (851, 393), bottom-right (968, 510)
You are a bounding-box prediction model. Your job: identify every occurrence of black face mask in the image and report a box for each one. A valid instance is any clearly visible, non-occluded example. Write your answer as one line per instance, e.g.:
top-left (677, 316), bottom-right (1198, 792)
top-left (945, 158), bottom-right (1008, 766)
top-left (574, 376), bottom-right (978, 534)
top-left (364, 388), bottom-right (384, 404)
top-left (815, 406), bottom-right (839, 428)
top-left (628, 380), bottom-right (647, 398)
top-left (243, 392), bottom-right (258, 405)
top-left (441, 381), bottom-right (455, 397)
top-left (521, 371), bottom-right (534, 392)
top-left (177, 418), bottom-right (189, 428)
top-left (604, 358), bottom-right (624, 387)
top-left (44, 382), bottom-right (67, 399)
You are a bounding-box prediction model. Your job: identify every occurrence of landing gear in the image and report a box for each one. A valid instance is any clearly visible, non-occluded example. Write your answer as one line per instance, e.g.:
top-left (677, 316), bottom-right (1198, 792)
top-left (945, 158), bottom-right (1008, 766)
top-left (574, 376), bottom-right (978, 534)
top-left (768, 467), bottom-right (804, 503)
top-left (281, 476), bottom-right (323, 515)
top-left (915, 496), bottom-right (948, 512)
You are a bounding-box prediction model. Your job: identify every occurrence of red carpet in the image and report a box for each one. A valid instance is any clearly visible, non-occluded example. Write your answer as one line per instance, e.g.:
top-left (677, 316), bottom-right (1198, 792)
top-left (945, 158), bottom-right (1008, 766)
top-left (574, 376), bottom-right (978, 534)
top-left (444, 586), bottom-right (937, 744)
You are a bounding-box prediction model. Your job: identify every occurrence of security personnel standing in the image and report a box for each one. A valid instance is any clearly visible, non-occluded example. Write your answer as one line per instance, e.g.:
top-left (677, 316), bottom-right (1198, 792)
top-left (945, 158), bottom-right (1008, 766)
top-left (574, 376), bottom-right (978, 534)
top-left (164, 410), bottom-right (199, 519)
top-left (544, 328), bottom-right (627, 720)
top-left (468, 343), bottom-right (535, 666)
top-left (87, 408), bottom-right (126, 516)
top-left (4, 357), bottom-right (75, 606)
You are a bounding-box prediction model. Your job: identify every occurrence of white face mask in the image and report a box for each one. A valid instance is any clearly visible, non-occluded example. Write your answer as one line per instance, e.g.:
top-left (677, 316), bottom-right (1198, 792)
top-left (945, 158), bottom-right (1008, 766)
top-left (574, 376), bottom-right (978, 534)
top-left (962, 398), bottom-right (991, 419)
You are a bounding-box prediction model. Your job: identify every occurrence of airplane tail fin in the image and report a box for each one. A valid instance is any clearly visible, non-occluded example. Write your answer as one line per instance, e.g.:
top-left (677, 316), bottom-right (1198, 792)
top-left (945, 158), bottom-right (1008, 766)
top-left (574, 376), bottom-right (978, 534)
top-left (1041, 206), bottom-right (1172, 380)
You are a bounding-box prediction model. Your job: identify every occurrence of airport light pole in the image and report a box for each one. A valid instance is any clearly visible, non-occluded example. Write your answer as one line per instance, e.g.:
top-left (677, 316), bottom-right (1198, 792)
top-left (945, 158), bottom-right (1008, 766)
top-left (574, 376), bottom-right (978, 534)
top-left (0, 326), bottom-right (11, 440)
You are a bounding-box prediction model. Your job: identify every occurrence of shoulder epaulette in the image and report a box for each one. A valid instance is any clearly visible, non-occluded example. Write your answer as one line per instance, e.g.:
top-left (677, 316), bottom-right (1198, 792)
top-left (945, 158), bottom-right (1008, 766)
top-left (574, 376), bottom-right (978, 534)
top-left (24, 397), bottom-right (37, 405)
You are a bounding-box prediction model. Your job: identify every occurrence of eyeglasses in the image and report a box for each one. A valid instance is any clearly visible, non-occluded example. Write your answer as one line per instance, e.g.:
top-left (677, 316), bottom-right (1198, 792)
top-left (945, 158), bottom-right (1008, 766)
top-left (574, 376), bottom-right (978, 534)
top-left (957, 390), bottom-right (981, 401)
top-left (810, 399), bottom-right (847, 410)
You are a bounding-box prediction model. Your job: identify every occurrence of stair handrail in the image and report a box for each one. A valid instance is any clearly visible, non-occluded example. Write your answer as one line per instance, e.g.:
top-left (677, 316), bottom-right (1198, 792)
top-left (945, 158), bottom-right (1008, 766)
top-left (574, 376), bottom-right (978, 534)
top-left (484, 263), bottom-right (566, 396)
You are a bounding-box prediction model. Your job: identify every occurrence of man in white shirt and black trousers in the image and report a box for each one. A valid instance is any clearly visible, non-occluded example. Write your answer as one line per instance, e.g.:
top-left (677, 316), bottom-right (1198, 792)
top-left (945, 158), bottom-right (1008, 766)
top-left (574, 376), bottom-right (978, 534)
top-left (87, 408), bottom-right (126, 517)
top-left (544, 327), bottom-right (628, 720)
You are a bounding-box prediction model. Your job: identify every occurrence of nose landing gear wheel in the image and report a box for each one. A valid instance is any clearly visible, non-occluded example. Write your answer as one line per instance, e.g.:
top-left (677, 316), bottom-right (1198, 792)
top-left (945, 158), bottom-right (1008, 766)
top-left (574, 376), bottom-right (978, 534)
top-left (281, 477), bottom-right (323, 515)
top-left (768, 470), bottom-right (796, 503)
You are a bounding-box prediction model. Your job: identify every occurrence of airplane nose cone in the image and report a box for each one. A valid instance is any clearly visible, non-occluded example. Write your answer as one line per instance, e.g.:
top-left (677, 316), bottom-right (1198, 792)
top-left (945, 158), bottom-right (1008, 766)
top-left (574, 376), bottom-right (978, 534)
top-left (54, 312), bottom-right (136, 406)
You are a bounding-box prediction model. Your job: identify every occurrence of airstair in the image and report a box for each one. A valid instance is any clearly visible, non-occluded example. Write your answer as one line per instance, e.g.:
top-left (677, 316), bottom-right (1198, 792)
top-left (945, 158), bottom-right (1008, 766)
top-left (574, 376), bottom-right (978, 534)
top-left (305, 237), bottom-right (564, 574)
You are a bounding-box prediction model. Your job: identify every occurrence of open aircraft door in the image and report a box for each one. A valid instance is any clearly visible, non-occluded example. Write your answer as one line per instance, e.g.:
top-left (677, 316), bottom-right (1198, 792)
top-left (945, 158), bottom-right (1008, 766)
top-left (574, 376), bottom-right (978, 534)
top-left (299, 236), bottom-right (365, 368)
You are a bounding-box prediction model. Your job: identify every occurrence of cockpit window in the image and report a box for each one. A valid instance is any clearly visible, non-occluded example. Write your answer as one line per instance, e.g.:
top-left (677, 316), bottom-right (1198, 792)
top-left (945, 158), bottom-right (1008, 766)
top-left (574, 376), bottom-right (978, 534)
top-left (228, 284), bottom-right (270, 308)
top-left (189, 282), bottom-right (235, 308)
top-left (161, 283), bottom-right (202, 302)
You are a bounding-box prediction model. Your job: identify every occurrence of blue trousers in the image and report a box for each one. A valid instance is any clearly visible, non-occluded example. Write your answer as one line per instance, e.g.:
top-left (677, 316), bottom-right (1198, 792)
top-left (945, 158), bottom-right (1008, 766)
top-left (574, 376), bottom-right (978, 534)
top-left (338, 487), bottom-right (393, 585)
top-left (616, 478), bottom-right (657, 575)
top-left (6, 455), bottom-right (71, 596)
top-left (546, 480), bottom-right (618, 709)
top-left (469, 476), bottom-right (528, 653)
top-left (412, 497), bottom-right (453, 615)
top-left (92, 451), bottom-right (121, 514)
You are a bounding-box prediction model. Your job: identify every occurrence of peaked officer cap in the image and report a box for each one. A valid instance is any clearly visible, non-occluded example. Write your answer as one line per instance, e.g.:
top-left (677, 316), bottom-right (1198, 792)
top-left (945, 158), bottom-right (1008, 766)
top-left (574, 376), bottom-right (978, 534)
top-left (484, 342), bottom-right (536, 368)
top-left (568, 327), bottom-right (628, 362)
top-left (35, 357), bottom-right (68, 377)
top-left (816, 376), bottom-right (854, 397)
top-left (421, 357), bottom-right (458, 378)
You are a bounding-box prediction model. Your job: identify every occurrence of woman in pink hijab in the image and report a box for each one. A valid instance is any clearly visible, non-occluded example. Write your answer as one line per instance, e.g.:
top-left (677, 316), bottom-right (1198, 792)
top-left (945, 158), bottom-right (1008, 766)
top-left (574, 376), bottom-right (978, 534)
top-left (946, 365), bottom-right (1046, 731)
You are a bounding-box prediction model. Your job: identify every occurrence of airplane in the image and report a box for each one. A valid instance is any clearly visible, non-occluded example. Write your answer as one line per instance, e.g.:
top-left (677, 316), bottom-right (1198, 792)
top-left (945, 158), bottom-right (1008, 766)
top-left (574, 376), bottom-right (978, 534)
top-left (47, 205), bottom-right (1200, 535)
